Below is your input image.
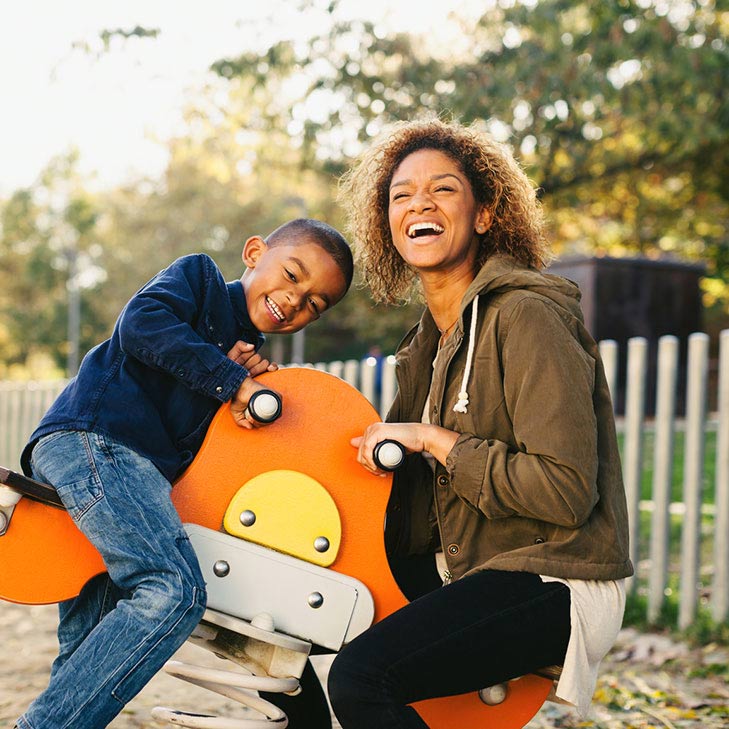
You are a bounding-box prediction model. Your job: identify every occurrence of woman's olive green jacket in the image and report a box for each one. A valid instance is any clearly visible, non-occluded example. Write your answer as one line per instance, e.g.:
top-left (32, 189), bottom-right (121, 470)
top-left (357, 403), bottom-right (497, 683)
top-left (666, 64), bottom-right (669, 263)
top-left (385, 254), bottom-right (634, 582)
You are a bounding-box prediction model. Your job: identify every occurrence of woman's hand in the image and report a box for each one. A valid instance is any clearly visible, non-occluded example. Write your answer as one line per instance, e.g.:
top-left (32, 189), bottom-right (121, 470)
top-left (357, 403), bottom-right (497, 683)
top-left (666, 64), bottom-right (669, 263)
top-left (227, 341), bottom-right (278, 377)
top-left (351, 422), bottom-right (460, 475)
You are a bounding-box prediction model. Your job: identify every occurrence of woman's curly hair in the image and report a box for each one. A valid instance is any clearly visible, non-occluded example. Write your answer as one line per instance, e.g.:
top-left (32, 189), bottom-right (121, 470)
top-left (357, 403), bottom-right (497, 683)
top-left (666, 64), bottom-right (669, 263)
top-left (339, 117), bottom-right (551, 304)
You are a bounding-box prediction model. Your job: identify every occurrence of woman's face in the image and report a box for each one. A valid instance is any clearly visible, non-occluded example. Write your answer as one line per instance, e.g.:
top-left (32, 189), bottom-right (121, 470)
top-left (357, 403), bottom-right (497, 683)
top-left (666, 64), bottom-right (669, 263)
top-left (387, 148), bottom-right (490, 277)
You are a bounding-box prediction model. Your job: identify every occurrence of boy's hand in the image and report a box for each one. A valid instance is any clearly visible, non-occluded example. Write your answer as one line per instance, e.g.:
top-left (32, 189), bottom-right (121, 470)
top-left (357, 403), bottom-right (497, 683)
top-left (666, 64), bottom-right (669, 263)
top-left (227, 341), bottom-right (278, 377)
top-left (230, 377), bottom-right (282, 429)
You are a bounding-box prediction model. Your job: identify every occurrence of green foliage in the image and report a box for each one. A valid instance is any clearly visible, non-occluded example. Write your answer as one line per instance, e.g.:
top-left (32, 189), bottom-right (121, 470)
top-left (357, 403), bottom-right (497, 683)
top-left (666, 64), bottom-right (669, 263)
top-left (0, 86), bottom-right (424, 372)
top-left (0, 153), bottom-right (108, 374)
top-left (616, 427), bottom-right (718, 504)
top-left (623, 587), bottom-right (729, 647)
top-left (211, 0), bottom-right (729, 314)
top-left (71, 24), bottom-right (160, 58)
top-left (3, 2), bottom-right (728, 374)
top-left (683, 609), bottom-right (729, 648)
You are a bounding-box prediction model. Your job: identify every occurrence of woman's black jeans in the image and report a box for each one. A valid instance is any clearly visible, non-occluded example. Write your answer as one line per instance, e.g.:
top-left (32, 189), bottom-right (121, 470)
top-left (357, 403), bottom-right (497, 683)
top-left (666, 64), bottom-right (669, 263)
top-left (327, 566), bottom-right (571, 729)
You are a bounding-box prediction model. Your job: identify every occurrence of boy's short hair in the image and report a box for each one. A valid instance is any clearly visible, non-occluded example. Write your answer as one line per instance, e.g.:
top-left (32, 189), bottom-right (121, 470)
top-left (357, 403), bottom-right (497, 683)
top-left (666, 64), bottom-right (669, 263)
top-left (265, 218), bottom-right (354, 292)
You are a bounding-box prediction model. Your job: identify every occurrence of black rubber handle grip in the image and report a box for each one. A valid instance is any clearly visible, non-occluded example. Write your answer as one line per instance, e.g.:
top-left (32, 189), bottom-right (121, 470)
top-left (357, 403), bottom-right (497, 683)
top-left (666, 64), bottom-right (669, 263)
top-left (246, 389), bottom-right (283, 423)
top-left (372, 440), bottom-right (406, 471)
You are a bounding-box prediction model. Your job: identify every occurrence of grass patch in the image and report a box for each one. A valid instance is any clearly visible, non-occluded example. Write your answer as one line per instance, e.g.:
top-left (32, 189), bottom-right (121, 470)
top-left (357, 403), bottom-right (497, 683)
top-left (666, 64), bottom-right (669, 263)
top-left (617, 424), bottom-right (718, 504)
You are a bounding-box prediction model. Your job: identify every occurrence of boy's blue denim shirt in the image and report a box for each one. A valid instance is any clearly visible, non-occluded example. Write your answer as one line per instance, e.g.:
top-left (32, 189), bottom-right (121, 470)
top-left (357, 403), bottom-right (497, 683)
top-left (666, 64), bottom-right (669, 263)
top-left (22, 253), bottom-right (264, 483)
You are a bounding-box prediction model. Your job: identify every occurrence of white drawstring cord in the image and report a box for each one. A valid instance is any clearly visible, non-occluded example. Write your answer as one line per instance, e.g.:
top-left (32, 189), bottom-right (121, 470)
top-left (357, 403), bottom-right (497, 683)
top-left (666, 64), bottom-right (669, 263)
top-left (453, 296), bottom-right (479, 413)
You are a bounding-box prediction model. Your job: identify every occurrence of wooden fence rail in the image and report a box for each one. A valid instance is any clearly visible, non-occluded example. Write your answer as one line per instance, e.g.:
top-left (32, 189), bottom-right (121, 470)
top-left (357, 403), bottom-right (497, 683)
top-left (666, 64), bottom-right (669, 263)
top-left (1, 329), bottom-right (727, 628)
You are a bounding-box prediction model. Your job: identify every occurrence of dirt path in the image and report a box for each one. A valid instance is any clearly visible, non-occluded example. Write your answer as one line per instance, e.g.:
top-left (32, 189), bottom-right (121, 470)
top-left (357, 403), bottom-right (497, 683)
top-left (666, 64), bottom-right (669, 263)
top-left (1, 602), bottom-right (727, 728)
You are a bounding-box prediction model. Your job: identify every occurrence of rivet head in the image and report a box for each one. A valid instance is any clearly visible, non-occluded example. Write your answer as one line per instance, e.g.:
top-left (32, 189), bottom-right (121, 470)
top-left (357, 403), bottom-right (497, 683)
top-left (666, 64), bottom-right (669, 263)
top-left (308, 592), bottom-right (324, 609)
top-left (314, 536), bottom-right (330, 553)
top-left (240, 510), bottom-right (256, 527)
top-left (448, 543), bottom-right (460, 555)
top-left (213, 560), bottom-right (230, 577)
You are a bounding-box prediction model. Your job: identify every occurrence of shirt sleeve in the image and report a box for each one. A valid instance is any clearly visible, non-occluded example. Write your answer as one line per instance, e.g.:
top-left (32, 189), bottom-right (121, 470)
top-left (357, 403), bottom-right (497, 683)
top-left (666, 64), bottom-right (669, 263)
top-left (446, 297), bottom-right (600, 528)
top-left (117, 255), bottom-right (249, 402)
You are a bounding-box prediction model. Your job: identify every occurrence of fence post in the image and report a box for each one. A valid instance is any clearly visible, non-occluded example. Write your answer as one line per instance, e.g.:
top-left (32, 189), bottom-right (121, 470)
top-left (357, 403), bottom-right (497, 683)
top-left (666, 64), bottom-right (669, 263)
top-left (342, 360), bottom-right (359, 389)
top-left (6, 387), bottom-right (22, 471)
top-left (598, 339), bottom-right (618, 410)
top-left (623, 337), bottom-right (648, 592)
top-left (380, 356), bottom-right (397, 419)
top-left (712, 329), bottom-right (729, 623)
top-left (0, 383), bottom-right (9, 467)
top-left (648, 335), bottom-right (679, 624)
top-left (327, 360), bottom-right (344, 380)
top-left (360, 358), bottom-right (377, 408)
top-left (679, 333), bottom-right (709, 629)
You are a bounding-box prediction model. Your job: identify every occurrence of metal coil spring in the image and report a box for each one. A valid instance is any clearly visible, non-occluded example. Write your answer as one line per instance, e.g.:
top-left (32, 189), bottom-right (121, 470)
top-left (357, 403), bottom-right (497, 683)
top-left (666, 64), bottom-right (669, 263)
top-left (151, 659), bottom-right (300, 728)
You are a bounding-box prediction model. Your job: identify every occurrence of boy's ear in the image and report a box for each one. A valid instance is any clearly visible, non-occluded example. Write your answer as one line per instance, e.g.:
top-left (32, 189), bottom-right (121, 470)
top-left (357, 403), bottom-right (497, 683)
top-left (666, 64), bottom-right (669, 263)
top-left (242, 236), bottom-right (267, 268)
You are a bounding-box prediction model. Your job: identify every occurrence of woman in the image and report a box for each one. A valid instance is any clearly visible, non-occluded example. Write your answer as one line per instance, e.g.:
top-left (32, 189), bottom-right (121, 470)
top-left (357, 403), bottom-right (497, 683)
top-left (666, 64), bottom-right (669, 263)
top-left (327, 118), bottom-right (633, 728)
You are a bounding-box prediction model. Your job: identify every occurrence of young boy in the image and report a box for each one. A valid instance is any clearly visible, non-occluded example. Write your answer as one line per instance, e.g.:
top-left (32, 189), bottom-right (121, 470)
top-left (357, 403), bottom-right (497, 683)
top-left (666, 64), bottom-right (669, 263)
top-left (15, 217), bottom-right (353, 729)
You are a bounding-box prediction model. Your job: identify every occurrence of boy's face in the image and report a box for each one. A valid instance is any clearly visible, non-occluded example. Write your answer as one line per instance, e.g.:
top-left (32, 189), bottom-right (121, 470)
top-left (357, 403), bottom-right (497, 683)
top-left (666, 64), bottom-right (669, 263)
top-left (241, 237), bottom-right (348, 334)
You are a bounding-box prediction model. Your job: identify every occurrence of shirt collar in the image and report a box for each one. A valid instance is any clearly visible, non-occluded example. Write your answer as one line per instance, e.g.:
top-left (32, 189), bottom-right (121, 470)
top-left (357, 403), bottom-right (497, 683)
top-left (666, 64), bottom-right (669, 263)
top-left (227, 279), bottom-right (265, 349)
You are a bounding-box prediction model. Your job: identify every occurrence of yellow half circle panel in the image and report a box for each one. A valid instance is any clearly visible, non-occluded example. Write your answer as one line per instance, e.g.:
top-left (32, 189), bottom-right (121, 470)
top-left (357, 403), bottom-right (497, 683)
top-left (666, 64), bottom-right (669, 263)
top-left (223, 469), bottom-right (341, 567)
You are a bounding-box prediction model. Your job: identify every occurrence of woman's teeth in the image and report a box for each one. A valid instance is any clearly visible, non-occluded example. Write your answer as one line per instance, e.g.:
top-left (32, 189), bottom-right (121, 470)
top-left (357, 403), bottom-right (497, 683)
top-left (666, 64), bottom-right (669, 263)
top-left (407, 222), bottom-right (444, 238)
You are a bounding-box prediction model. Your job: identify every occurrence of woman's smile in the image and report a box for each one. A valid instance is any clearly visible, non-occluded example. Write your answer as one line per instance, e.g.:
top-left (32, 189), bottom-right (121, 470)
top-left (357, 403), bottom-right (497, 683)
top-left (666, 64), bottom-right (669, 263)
top-left (388, 148), bottom-right (487, 274)
top-left (406, 221), bottom-right (445, 239)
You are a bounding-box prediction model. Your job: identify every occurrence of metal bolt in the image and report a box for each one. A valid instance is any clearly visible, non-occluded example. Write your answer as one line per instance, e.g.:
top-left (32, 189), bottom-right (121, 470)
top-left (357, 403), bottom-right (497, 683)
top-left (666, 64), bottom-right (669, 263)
top-left (213, 560), bottom-right (230, 577)
top-left (313, 536), bottom-right (330, 553)
top-left (307, 592), bottom-right (324, 609)
top-left (240, 510), bottom-right (256, 527)
top-left (478, 684), bottom-right (508, 705)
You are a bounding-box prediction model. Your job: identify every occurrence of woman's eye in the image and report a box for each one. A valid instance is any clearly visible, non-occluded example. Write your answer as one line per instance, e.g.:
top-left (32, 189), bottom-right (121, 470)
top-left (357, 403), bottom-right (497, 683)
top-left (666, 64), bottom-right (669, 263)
top-left (285, 269), bottom-right (297, 282)
top-left (435, 185), bottom-right (454, 192)
top-left (391, 191), bottom-right (409, 201)
top-left (309, 299), bottom-right (320, 315)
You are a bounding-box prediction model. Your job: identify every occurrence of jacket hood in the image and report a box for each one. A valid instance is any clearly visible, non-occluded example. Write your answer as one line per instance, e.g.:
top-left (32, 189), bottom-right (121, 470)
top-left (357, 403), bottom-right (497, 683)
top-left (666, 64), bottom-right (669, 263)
top-left (433, 254), bottom-right (586, 415)
top-left (462, 253), bottom-right (584, 323)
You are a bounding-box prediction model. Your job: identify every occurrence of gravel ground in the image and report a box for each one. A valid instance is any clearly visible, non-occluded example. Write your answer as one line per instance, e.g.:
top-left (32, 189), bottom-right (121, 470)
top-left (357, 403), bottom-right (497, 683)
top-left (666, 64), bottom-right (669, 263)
top-left (1, 602), bottom-right (727, 728)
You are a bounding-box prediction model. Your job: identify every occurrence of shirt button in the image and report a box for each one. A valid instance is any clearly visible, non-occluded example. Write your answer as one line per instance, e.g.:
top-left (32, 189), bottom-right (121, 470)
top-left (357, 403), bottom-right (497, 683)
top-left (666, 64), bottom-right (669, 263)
top-left (208, 325), bottom-right (214, 332)
top-left (437, 475), bottom-right (449, 487)
top-left (215, 386), bottom-right (223, 394)
top-left (534, 537), bottom-right (546, 544)
top-left (447, 543), bottom-right (460, 556)
top-left (217, 342), bottom-right (224, 347)
top-left (177, 369), bottom-right (185, 377)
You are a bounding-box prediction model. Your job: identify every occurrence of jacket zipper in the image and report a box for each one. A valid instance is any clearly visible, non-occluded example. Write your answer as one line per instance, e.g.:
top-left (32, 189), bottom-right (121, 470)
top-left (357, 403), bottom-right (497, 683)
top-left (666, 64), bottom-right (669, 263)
top-left (442, 569), bottom-right (453, 585)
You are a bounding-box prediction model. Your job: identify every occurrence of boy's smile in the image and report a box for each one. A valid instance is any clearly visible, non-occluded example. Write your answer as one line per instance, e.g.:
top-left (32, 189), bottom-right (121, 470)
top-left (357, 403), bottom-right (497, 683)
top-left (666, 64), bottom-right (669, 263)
top-left (241, 238), bottom-right (348, 334)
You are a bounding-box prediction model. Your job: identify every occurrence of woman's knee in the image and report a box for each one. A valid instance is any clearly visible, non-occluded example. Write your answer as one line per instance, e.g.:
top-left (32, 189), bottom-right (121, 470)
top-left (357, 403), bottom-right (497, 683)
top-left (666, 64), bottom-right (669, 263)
top-left (328, 645), bottom-right (382, 716)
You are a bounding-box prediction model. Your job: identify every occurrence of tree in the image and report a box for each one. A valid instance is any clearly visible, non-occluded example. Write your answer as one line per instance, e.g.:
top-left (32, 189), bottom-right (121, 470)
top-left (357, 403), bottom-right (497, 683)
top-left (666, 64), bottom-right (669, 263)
top-left (211, 0), bottom-right (729, 314)
top-left (0, 153), bottom-right (107, 376)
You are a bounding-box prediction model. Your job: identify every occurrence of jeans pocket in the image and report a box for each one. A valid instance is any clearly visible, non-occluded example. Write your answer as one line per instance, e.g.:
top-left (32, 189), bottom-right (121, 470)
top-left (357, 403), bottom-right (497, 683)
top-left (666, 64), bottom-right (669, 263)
top-left (31, 431), bottom-right (105, 520)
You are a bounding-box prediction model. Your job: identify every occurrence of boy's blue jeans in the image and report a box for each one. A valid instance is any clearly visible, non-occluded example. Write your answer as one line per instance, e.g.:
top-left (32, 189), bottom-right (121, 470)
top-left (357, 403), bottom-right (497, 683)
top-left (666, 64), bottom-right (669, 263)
top-left (16, 430), bottom-right (207, 729)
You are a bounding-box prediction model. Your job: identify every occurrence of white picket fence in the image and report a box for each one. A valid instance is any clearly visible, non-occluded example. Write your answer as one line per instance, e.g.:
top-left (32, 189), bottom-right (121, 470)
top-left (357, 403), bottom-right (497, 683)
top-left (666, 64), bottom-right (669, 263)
top-left (1, 329), bottom-right (728, 629)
